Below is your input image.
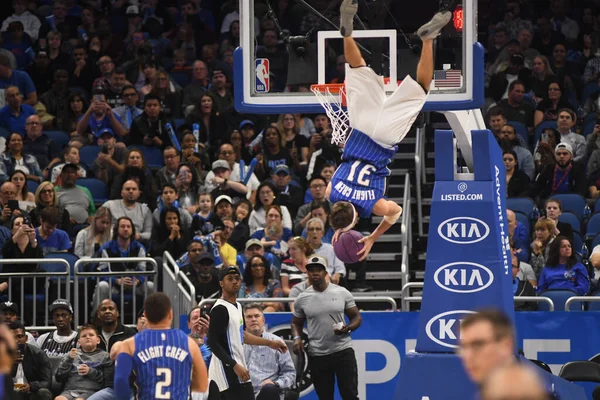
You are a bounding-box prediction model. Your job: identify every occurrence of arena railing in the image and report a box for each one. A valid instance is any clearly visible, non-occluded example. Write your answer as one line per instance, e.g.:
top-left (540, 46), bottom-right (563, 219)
top-left (565, 297), bottom-right (600, 311)
top-left (401, 293), bottom-right (555, 312)
top-left (400, 173), bottom-right (412, 299)
top-left (0, 258), bottom-right (70, 330)
top-left (414, 114), bottom-right (427, 236)
top-left (162, 251), bottom-right (196, 328)
top-left (73, 258), bottom-right (157, 327)
top-left (198, 296), bottom-right (398, 311)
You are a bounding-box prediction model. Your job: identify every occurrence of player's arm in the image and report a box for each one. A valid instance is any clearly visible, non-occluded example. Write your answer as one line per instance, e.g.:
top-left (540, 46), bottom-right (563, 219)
top-left (244, 331), bottom-right (288, 353)
top-left (207, 305), bottom-right (238, 367)
top-left (188, 337), bottom-right (208, 393)
top-left (114, 337), bottom-right (135, 400)
top-left (357, 199), bottom-right (402, 261)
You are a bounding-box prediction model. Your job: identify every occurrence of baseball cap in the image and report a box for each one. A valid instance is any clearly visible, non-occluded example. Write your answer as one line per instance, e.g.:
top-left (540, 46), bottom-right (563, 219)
top-left (215, 195), bottom-right (233, 205)
top-left (96, 127), bottom-right (115, 138)
top-left (555, 142), bottom-right (573, 155)
top-left (126, 5), bottom-right (140, 15)
top-left (219, 266), bottom-right (241, 281)
top-left (198, 252), bottom-right (214, 263)
top-left (49, 298), bottom-right (73, 314)
top-left (61, 163), bottom-right (78, 173)
top-left (274, 164), bottom-right (290, 175)
top-left (510, 53), bottom-right (525, 66)
top-left (212, 160), bottom-right (230, 171)
top-left (306, 255), bottom-right (328, 270)
top-left (239, 120), bottom-right (255, 129)
top-left (0, 301), bottom-right (18, 315)
top-left (245, 238), bottom-right (263, 250)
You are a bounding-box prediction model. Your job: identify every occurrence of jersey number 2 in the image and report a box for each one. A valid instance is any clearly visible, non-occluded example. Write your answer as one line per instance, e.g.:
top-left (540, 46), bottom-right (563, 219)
top-left (348, 160), bottom-right (375, 186)
top-left (156, 368), bottom-right (172, 399)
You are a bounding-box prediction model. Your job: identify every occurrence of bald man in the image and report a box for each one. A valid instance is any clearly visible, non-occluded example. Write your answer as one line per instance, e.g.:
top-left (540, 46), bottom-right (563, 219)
top-left (507, 210), bottom-right (529, 262)
top-left (481, 363), bottom-right (547, 400)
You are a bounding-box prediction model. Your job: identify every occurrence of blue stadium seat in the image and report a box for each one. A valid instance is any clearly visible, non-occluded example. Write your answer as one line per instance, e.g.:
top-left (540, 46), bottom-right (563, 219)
top-left (573, 231), bottom-right (584, 255)
top-left (43, 130), bottom-right (70, 149)
top-left (76, 178), bottom-right (108, 205)
top-left (79, 146), bottom-right (101, 169)
top-left (534, 121), bottom-right (558, 144)
top-left (515, 211), bottom-right (530, 237)
top-left (558, 211), bottom-right (581, 234)
top-left (170, 71), bottom-right (191, 88)
top-left (27, 180), bottom-right (39, 195)
top-left (538, 289), bottom-right (579, 311)
top-left (550, 194), bottom-right (587, 220)
top-left (585, 119), bottom-right (597, 136)
top-left (173, 118), bottom-right (185, 129)
top-left (582, 82), bottom-right (600, 104)
top-left (127, 145), bottom-right (163, 169)
top-left (508, 121), bottom-right (528, 144)
top-left (592, 233), bottom-right (600, 249)
top-left (507, 197), bottom-right (537, 217)
top-left (584, 113), bottom-right (597, 126)
top-left (44, 252), bottom-right (79, 278)
top-left (586, 213), bottom-right (600, 240)
top-left (588, 292), bottom-right (600, 311)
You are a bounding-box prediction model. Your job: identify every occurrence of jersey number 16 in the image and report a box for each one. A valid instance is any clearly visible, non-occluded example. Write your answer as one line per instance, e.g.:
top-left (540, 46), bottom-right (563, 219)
top-left (348, 160), bottom-right (375, 186)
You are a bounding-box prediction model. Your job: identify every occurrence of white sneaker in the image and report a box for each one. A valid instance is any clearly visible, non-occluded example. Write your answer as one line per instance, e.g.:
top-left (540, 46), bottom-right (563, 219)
top-left (417, 11), bottom-right (452, 41)
top-left (340, 0), bottom-right (358, 37)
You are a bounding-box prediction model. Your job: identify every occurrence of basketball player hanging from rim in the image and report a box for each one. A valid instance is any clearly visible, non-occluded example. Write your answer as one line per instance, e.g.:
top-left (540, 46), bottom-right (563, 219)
top-left (327, 0), bottom-right (458, 260)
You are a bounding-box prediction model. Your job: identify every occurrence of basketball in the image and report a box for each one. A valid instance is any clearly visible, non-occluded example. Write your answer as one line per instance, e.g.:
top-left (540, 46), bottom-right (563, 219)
top-left (333, 230), bottom-right (365, 264)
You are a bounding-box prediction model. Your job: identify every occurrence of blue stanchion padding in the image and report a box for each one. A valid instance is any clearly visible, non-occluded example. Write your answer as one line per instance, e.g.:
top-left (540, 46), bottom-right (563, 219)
top-left (416, 129), bottom-right (514, 353)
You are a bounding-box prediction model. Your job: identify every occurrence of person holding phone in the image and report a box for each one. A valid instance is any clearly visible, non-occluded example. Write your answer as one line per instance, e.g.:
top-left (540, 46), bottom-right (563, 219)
top-left (187, 306), bottom-right (212, 365)
top-left (0, 182), bottom-right (23, 226)
top-left (127, 94), bottom-right (174, 150)
top-left (92, 128), bottom-right (126, 186)
top-left (75, 94), bottom-right (126, 146)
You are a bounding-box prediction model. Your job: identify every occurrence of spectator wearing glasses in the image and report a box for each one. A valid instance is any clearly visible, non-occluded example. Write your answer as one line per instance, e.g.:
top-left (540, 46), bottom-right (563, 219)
top-left (294, 176), bottom-right (330, 236)
top-left (29, 182), bottom-right (70, 232)
top-left (305, 217), bottom-right (345, 285)
top-left (204, 143), bottom-right (259, 202)
top-left (0, 132), bottom-right (43, 183)
top-left (0, 86), bottom-right (35, 136)
top-left (533, 81), bottom-right (572, 127)
top-left (112, 85), bottom-right (142, 133)
top-left (156, 147), bottom-right (180, 189)
top-left (22, 114), bottom-right (63, 174)
top-left (0, 182), bottom-right (25, 226)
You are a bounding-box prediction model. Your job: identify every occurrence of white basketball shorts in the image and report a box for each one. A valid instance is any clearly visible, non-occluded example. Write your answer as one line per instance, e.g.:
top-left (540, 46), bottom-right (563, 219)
top-left (346, 66), bottom-right (428, 149)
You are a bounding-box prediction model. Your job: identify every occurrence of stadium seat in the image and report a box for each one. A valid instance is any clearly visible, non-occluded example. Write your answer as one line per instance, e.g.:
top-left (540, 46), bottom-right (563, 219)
top-left (573, 232), bottom-right (584, 254)
top-left (45, 252), bottom-right (79, 278)
top-left (539, 289), bottom-right (579, 311)
top-left (585, 113), bottom-right (597, 126)
top-left (529, 359), bottom-right (552, 374)
top-left (559, 361), bottom-right (600, 383)
top-left (170, 71), bottom-right (191, 88)
top-left (515, 211), bottom-right (530, 237)
top-left (44, 130), bottom-right (70, 149)
top-left (585, 119), bottom-right (597, 136)
top-left (127, 145), bottom-right (163, 169)
top-left (27, 180), bottom-right (39, 194)
top-left (558, 212), bottom-right (581, 234)
top-left (508, 121), bottom-right (528, 144)
top-left (590, 353), bottom-right (600, 364)
top-left (173, 118), bottom-right (185, 129)
top-left (587, 213), bottom-right (600, 240)
top-left (581, 82), bottom-right (600, 105)
top-left (587, 292), bottom-right (600, 311)
top-left (76, 178), bottom-right (108, 205)
top-left (591, 233), bottom-right (600, 250)
top-left (507, 197), bottom-right (537, 218)
top-left (79, 146), bottom-right (101, 168)
top-left (550, 194), bottom-right (587, 220)
top-left (534, 121), bottom-right (558, 144)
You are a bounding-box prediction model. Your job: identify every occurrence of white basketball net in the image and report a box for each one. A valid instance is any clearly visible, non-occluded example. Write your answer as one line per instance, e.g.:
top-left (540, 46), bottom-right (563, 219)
top-left (311, 85), bottom-right (351, 145)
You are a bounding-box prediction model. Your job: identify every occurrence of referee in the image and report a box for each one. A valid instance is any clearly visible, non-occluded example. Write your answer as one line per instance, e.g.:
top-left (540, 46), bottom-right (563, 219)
top-left (291, 255), bottom-right (362, 400)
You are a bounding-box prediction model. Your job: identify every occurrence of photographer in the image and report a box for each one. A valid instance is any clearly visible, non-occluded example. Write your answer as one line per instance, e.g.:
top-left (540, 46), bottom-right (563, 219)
top-left (91, 128), bottom-right (126, 186)
top-left (75, 94), bottom-right (126, 145)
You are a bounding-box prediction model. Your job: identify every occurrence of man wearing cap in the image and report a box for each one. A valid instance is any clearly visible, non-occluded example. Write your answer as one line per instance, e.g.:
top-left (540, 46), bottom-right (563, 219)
top-left (37, 299), bottom-right (78, 395)
top-left (208, 266), bottom-right (287, 399)
top-left (495, 80), bottom-right (535, 131)
top-left (92, 127), bottom-right (127, 185)
top-left (532, 141), bottom-right (586, 200)
top-left (23, 115), bottom-right (61, 172)
top-left (204, 143), bottom-right (259, 202)
top-left (75, 93), bottom-right (126, 142)
top-left (237, 238), bottom-right (280, 276)
top-left (292, 255), bottom-right (361, 400)
top-left (0, 86), bottom-right (35, 136)
top-left (208, 159), bottom-right (248, 202)
top-left (553, 108), bottom-right (586, 163)
top-left (208, 68), bottom-right (233, 115)
top-left (0, 301), bottom-right (35, 345)
top-left (271, 164), bottom-right (303, 216)
top-left (182, 245), bottom-right (221, 302)
top-left (56, 163), bottom-right (95, 227)
top-left (215, 194), bottom-right (234, 220)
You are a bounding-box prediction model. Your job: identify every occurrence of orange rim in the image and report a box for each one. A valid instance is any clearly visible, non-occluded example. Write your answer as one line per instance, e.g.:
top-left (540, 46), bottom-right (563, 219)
top-left (310, 83), bottom-right (345, 94)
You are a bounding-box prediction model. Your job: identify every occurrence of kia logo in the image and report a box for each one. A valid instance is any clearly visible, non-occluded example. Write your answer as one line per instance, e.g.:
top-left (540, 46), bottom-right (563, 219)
top-left (437, 217), bottom-right (490, 244)
top-left (433, 262), bottom-right (494, 294)
top-left (425, 310), bottom-right (477, 348)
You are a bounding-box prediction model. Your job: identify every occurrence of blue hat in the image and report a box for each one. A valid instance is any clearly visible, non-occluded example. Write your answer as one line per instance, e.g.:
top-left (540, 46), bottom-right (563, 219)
top-left (239, 120), bottom-right (255, 129)
top-left (96, 127), bottom-right (115, 138)
top-left (274, 164), bottom-right (290, 175)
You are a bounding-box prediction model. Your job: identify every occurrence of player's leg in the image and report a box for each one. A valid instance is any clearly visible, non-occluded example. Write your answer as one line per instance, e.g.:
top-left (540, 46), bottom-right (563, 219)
top-left (416, 39), bottom-right (435, 92)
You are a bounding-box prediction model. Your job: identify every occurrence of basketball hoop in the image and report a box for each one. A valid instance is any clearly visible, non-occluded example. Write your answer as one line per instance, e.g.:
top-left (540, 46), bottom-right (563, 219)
top-left (311, 83), bottom-right (350, 146)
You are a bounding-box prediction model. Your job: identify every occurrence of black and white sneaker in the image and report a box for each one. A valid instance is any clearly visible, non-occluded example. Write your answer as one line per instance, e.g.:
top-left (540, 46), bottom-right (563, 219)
top-left (340, 0), bottom-right (358, 37)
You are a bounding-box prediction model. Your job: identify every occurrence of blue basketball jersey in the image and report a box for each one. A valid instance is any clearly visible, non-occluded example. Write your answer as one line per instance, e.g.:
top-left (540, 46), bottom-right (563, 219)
top-left (132, 329), bottom-right (192, 400)
top-left (330, 129), bottom-right (396, 217)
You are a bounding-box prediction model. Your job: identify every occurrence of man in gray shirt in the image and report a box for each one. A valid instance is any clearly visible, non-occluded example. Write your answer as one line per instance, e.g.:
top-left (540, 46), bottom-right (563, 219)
top-left (56, 163), bottom-right (96, 225)
top-left (291, 255), bottom-right (362, 400)
top-left (101, 179), bottom-right (152, 243)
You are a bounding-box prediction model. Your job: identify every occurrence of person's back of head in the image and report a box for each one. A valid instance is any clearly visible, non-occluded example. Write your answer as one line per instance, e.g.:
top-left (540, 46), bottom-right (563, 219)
top-left (330, 201), bottom-right (355, 230)
top-left (144, 293), bottom-right (172, 325)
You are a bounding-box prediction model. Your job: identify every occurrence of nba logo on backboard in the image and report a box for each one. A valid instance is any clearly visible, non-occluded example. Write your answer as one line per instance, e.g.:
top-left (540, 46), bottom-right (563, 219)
top-left (255, 58), bottom-right (270, 93)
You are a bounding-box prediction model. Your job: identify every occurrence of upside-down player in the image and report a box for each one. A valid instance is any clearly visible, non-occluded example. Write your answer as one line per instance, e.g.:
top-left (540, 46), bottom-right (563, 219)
top-left (113, 293), bottom-right (208, 400)
top-left (327, 0), bottom-right (457, 260)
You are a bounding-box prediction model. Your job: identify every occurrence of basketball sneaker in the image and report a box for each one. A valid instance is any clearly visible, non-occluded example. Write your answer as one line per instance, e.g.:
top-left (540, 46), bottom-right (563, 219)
top-left (340, 0), bottom-right (358, 37)
top-left (417, 10), bottom-right (452, 41)
top-left (439, 0), bottom-right (459, 13)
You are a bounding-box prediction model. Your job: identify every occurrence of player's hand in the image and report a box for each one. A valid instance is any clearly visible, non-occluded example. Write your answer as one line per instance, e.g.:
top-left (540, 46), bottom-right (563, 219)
top-left (268, 340), bottom-right (288, 353)
top-left (233, 363), bottom-right (250, 381)
top-left (292, 339), bottom-right (303, 355)
top-left (357, 235), bottom-right (375, 261)
top-left (78, 364), bottom-right (90, 375)
top-left (331, 229), bottom-right (341, 245)
top-left (334, 325), bottom-right (351, 335)
top-left (69, 348), bottom-right (79, 359)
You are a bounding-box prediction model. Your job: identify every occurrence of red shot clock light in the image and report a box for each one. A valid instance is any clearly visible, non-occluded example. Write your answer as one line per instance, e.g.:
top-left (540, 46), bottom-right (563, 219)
top-left (453, 6), bottom-right (464, 32)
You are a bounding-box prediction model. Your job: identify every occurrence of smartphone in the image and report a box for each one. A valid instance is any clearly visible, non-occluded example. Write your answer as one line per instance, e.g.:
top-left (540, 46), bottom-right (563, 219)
top-left (541, 133), bottom-right (549, 144)
top-left (23, 216), bottom-right (32, 227)
top-left (7, 200), bottom-right (19, 211)
top-left (93, 94), bottom-right (103, 102)
top-left (17, 343), bottom-right (26, 354)
top-left (200, 306), bottom-right (210, 319)
top-left (180, 170), bottom-right (189, 180)
top-left (101, 144), bottom-right (109, 154)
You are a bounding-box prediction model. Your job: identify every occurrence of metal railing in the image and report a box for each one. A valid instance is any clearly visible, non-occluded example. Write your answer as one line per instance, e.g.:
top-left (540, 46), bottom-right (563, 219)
top-left (73, 257), bottom-right (157, 327)
top-left (199, 296), bottom-right (398, 311)
top-left (565, 297), bottom-right (600, 311)
top-left (401, 282), bottom-right (423, 310)
top-left (414, 117), bottom-right (427, 236)
top-left (400, 173), bottom-right (412, 299)
top-left (401, 292), bottom-right (555, 311)
top-left (162, 251), bottom-right (196, 328)
top-left (0, 258), bottom-right (70, 329)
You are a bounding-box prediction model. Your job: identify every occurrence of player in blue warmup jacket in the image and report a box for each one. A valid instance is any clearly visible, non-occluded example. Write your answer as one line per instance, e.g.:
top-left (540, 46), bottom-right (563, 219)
top-left (328, 0), bottom-right (457, 260)
top-left (113, 293), bottom-right (207, 400)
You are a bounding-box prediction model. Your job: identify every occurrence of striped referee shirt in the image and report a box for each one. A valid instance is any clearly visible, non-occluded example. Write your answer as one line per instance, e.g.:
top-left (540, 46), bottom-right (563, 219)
top-left (244, 331), bottom-right (296, 396)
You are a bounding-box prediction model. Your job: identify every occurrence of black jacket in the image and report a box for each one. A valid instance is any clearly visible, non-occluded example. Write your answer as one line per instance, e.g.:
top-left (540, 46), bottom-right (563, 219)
top-left (515, 279), bottom-right (538, 311)
top-left (531, 162), bottom-right (587, 201)
top-left (127, 112), bottom-right (174, 150)
top-left (11, 343), bottom-right (52, 392)
top-left (97, 322), bottom-right (137, 353)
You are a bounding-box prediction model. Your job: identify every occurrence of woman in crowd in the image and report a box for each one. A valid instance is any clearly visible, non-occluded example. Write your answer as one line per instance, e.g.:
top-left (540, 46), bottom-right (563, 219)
top-left (74, 206), bottom-right (112, 258)
top-left (534, 81), bottom-right (573, 127)
top-left (544, 199), bottom-right (574, 241)
top-left (534, 128), bottom-right (560, 174)
top-left (251, 205), bottom-right (293, 258)
top-left (302, 200), bottom-right (335, 243)
top-left (239, 254), bottom-right (284, 312)
top-left (230, 129), bottom-right (253, 164)
top-left (230, 199), bottom-right (252, 252)
top-left (528, 55), bottom-right (555, 103)
top-left (503, 150), bottom-right (530, 198)
top-left (537, 236), bottom-right (589, 296)
top-left (10, 170), bottom-right (35, 202)
top-left (29, 181), bottom-right (71, 231)
top-left (530, 218), bottom-right (556, 278)
top-left (185, 93), bottom-right (226, 156)
top-left (277, 113), bottom-right (309, 165)
top-left (50, 145), bottom-right (88, 184)
top-left (256, 125), bottom-right (294, 179)
top-left (151, 205), bottom-right (189, 260)
top-left (138, 62), bottom-right (159, 97)
top-left (110, 149), bottom-right (157, 206)
top-left (150, 70), bottom-right (183, 119)
top-left (175, 163), bottom-right (201, 213)
top-left (0, 133), bottom-right (43, 183)
top-left (248, 182), bottom-right (292, 234)
top-left (280, 237), bottom-right (313, 296)
top-left (61, 93), bottom-right (88, 138)
top-left (180, 128), bottom-right (209, 178)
